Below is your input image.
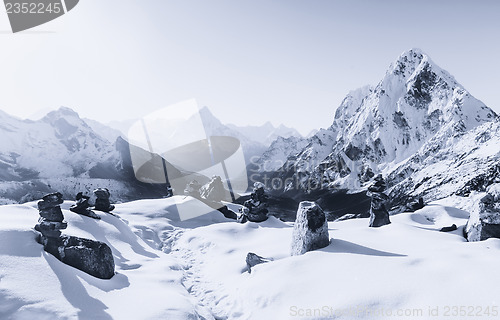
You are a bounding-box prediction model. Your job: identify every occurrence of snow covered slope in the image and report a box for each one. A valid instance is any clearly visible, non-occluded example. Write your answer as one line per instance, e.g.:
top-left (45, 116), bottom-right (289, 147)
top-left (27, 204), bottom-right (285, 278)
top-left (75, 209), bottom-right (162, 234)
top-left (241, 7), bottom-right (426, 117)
top-left (263, 49), bottom-right (498, 205)
top-left (3, 195), bottom-right (500, 320)
top-left (0, 197), bottom-right (225, 319)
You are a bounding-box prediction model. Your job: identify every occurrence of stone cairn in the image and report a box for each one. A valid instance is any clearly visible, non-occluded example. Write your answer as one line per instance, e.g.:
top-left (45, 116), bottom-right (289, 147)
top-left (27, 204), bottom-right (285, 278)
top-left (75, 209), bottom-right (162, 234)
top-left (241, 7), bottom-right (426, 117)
top-left (35, 192), bottom-right (67, 239)
top-left (93, 188), bottom-right (115, 213)
top-left (239, 182), bottom-right (269, 223)
top-left (367, 174), bottom-right (391, 227)
top-left (246, 252), bottom-right (273, 273)
top-left (34, 192), bottom-right (115, 279)
top-left (291, 201), bottom-right (330, 256)
top-left (70, 192), bottom-right (100, 219)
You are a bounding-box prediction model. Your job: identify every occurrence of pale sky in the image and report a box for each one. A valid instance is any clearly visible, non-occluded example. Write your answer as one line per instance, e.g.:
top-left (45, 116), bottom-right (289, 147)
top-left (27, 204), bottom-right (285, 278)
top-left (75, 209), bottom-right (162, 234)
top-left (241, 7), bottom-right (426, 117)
top-left (0, 0), bottom-right (499, 135)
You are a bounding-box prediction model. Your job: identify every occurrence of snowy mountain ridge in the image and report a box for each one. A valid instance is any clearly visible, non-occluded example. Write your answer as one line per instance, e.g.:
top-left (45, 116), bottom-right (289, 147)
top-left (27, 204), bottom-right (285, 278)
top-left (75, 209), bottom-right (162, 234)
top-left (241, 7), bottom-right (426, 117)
top-left (0, 107), bottom-right (172, 203)
top-left (227, 121), bottom-right (302, 147)
top-left (258, 49), bottom-right (498, 207)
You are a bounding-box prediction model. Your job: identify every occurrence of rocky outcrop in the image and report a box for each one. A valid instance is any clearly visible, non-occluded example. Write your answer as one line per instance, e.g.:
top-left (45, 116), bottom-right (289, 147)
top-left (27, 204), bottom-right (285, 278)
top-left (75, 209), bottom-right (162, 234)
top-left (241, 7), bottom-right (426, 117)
top-left (35, 192), bottom-right (67, 238)
top-left (70, 192), bottom-right (100, 219)
top-left (440, 224), bottom-right (457, 232)
top-left (34, 192), bottom-right (115, 279)
top-left (406, 197), bottom-right (425, 212)
top-left (367, 175), bottom-right (391, 227)
top-left (93, 188), bottom-right (115, 213)
top-left (246, 252), bottom-right (273, 273)
top-left (291, 201), bottom-right (330, 256)
top-left (464, 186), bottom-right (500, 241)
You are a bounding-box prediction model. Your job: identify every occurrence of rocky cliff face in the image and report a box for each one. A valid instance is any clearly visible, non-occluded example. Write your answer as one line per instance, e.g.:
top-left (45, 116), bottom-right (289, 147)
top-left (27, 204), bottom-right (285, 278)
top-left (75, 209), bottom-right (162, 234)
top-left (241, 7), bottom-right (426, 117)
top-left (258, 49), bottom-right (498, 210)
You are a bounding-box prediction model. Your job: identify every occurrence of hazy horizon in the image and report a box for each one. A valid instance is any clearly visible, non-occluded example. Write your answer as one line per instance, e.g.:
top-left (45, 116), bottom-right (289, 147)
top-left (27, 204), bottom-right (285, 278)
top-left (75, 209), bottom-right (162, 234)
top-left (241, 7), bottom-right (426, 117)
top-left (1, 0), bottom-right (499, 136)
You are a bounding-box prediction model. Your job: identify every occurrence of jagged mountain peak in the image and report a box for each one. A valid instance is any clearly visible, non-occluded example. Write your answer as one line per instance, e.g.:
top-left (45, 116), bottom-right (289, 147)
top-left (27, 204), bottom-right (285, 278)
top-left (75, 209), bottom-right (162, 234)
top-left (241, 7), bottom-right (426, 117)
top-left (263, 49), bottom-right (498, 200)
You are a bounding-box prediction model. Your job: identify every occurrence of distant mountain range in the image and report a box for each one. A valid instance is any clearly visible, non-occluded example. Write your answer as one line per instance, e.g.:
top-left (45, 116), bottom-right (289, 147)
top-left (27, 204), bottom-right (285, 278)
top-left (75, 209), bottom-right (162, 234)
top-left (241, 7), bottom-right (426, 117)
top-left (253, 48), bottom-right (499, 214)
top-left (3, 48), bottom-right (498, 217)
top-left (0, 105), bottom-right (302, 203)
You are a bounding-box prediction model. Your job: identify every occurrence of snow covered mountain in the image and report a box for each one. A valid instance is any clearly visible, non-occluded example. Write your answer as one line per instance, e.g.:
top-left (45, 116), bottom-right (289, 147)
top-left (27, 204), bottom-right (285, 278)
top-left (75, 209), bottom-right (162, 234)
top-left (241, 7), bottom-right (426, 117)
top-left (104, 106), bottom-right (270, 167)
top-left (227, 121), bottom-right (302, 147)
top-left (197, 106), bottom-right (267, 165)
top-left (0, 108), bottom-right (172, 203)
top-left (260, 49), bottom-right (498, 209)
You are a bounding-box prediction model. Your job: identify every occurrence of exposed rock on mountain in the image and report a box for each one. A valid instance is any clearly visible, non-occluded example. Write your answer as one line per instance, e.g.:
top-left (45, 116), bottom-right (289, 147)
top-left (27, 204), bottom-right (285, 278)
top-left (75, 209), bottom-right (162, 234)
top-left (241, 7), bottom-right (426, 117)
top-left (227, 121), bottom-right (302, 147)
top-left (257, 49), bottom-right (498, 213)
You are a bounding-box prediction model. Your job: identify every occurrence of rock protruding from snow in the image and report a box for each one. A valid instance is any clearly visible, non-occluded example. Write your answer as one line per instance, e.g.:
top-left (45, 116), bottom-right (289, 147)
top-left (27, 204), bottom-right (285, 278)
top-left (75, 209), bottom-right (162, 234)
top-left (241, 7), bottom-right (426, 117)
top-left (239, 182), bottom-right (269, 223)
top-left (35, 192), bottom-right (67, 238)
top-left (367, 175), bottom-right (391, 227)
top-left (42, 235), bottom-right (115, 279)
top-left (291, 201), bottom-right (329, 256)
top-left (246, 252), bottom-right (273, 273)
top-left (93, 188), bottom-right (115, 213)
top-left (464, 186), bottom-right (500, 241)
top-left (200, 176), bottom-right (227, 202)
top-left (70, 192), bottom-right (100, 219)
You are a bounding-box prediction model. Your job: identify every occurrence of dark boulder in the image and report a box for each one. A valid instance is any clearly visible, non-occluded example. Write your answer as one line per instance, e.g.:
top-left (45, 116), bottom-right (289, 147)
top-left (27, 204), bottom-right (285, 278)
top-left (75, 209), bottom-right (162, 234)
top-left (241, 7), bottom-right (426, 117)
top-left (38, 235), bottom-right (115, 279)
top-left (291, 201), bottom-right (330, 256)
top-left (440, 224), bottom-right (457, 232)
